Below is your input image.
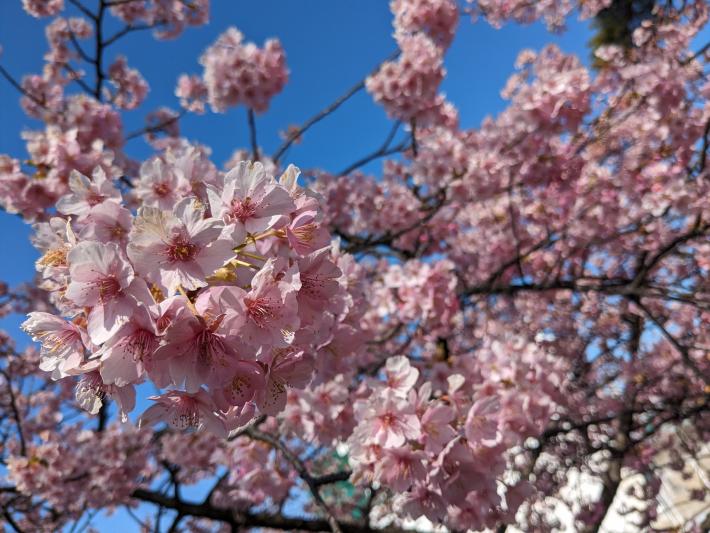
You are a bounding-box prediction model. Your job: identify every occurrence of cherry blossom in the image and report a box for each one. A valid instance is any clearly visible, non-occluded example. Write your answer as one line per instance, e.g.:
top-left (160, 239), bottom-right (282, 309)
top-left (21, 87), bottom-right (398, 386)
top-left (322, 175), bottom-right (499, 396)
top-left (198, 27), bottom-right (288, 113)
top-left (206, 160), bottom-right (295, 237)
top-left (126, 198), bottom-right (234, 293)
top-left (65, 241), bottom-right (148, 343)
top-left (2, 1), bottom-right (710, 532)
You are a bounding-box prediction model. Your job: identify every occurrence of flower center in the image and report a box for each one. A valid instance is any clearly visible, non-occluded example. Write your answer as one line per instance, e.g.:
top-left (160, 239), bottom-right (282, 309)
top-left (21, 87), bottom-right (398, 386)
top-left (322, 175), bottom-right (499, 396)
top-left (230, 197), bottom-right (257, 223)
top-left (167, 236), bottom-right (197, 262)
top-left (96, 276), bottom-right (122, 303)
top-left (244, 296), bottom-right (274, 327)
top-left (173, 399), bottom-right (200, 430)
top-left (125, 329), bottom-right (157, 361)
top-left (292, 223), bottom-right (316, 242)
top-left (380, 412), bottom-right (397, 428)
top-left (196, 329), bottom-right (227, 367)
top-left (37, 327), bottom-right (79, 354)
top-left (153, 182), bottom-right (170, 197)
top-left (110, 224), bottom-right (126, 239)
top-left (87, 191), bottom-right (105, 207)
top-left (37, 247), bottom-right (67, 268)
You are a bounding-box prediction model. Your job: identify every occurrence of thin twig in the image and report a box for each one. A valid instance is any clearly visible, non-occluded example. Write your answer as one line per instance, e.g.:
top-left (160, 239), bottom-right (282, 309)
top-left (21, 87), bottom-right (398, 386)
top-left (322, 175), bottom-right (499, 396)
top-left (103, 23), bottom-right (157, 47)
top-left (0, 65), bottom-right (46, 109)
top-left (248, 108), bottom-right (260, 161)
top-left (272, 50), bottom-right (399, 164)
top-left (337, 140), bottom-right (410, 177)
top-left (68, 30), bottom-right (94, 63)
top-left (245, 428), bottom-right (345, 533)
top-left (0, 370), bottom-right (27, 456)
top-left (633, 299), bottom-right (708, 384)
top-left (67, 0), bottom-right (97, 21)
top-left (125, 109), bottom-right (185, 141)
top-left (93, 1), bottom-right (107, 99)
top-left (62, 63), bottom-right (94, 95)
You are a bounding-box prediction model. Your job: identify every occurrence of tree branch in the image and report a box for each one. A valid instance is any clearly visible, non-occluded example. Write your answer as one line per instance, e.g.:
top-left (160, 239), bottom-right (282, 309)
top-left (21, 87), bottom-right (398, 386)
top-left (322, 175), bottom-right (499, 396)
top-left (271, 50), bottom-right (399, 164)
top-left (245, 428), bottom-right (347, 533)
top-left (131, 488), bottom-right (410, 533)
top-left (0, 65), bottom-right (46, 109)
top-left (248, 108), bottom-right (260, 161)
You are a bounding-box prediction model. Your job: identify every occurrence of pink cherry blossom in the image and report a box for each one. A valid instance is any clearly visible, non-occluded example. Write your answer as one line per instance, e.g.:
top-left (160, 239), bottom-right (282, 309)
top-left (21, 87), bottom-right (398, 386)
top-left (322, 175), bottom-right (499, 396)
top-left (354, 388), bottom-right (421, 448)
top-left (3, 2), bottom-right (710, 531)
top-left (127, 198), bottom-right (234, 293)
top-left (207, 160), bottom-right (295, 237)
top-left (464, 395), bottom-right (500, 446)
top-left (139, 389), bottom-right (228, 437)
top-left (235, 259), bottom-right (301, 348)
top-left (175, 74), bottom-right (208, 114)
top-left (106, 56), bottom-right (149, 110)
top-left (366, 33), bottom-right (445, 123)
top-left (199, 27), bottom-right (288, 113)
top-left (22, 0), bottom-right (63, 17)
top-left (21, 312), bottom-right (87, 378)
top-left (95, 304), bottom-right (160, 387)
top-left (56, 167), bottom-right (121, 217)
top-left (75, 369), bottom-right (136, 421)
top-left (256, 349), bottom-right (313, 415)
top-left (78, 201), bottom-right (132, 246)
top-left (383, 355), bottom-right (420, 397)
top-left (65, 241), bottom-right (149, 343)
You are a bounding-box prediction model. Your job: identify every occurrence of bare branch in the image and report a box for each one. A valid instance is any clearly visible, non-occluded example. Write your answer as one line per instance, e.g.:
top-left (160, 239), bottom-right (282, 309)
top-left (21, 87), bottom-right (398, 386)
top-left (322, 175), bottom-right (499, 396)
top-left (0, 64), bottom-right (46, 109)
top-left (67, 0), bottom-right (97, 21)
top-left (245, 428), bottom-right (347, 533)
top-left (248, 108), bottom-right (260, 161)
top-left (272, 50), bottom-right (399, 164)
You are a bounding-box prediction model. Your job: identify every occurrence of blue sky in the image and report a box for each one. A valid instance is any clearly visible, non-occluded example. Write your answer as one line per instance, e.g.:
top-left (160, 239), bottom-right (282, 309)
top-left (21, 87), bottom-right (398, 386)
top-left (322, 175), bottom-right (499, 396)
top-left (0, 1), bottom-right (596, 530)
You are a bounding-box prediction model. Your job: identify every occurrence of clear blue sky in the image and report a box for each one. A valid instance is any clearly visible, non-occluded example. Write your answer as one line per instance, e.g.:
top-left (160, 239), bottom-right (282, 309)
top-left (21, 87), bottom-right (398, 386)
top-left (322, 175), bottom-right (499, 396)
top-left (0, 1), bottom-right (595, 530)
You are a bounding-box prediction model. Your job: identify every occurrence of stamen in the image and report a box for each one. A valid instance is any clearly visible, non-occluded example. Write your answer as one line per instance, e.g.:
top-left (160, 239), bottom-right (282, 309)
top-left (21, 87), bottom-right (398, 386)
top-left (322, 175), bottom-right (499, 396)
top-left (230, 197), bottom-right (257, 222)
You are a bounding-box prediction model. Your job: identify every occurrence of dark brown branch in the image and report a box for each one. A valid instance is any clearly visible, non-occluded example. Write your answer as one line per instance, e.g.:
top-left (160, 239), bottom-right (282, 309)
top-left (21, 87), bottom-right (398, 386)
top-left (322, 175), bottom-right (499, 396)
top-left (105, 0), bottom-right (145, 5)
top-left (2, 509), bottom-right (25, 533)
top-left (131, 488), bottom-right (410, 533)
top-left (103, 23), bottom-right (157, 47)
top-left (125, 109), bottom-right (185, 141)
top-left (335, 188), bottom-right (445, 255)
top-left (0, 65), bottom-right (46, 109)
top-left (67, 0), bottom-right (97, 21)
top-left (68, 30), bottom-right (93, 63)
top-left (272, 50), bottom-right (399, 164)
top-left (697, 118), bottom-right (710, 174)
top-left (681, 40), bottom-right (710, 65)
top-left (61, 63), bottom-right (94, 95)
top-left (245, 428), bottom-right (346, 533)
top-left (248, 108), bottom-right (260, 161)
top-left (93, 1), bottom-right (107, 100)
top-left (337, 141), bottom-right (410, 178)
top-left (409, 120), bottom-right (418, 158)
top-left (0, 370), bottom-right (26, 456)
top-left (632, 299), bottom-right (708, 384)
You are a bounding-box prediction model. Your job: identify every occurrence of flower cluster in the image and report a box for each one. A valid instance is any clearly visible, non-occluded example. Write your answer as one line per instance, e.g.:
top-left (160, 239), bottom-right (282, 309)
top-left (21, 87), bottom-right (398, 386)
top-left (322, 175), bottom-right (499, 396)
top-left (467, 0), bottom-right (612, 30)
top-left (366, 0), bottom-right (461, 124)
top-left (109, 0), bottom-right (209, 40)
top-left (22, 158), bottom-right (354, 437)
top-left (3, 1), bottom-right (710, 531)
top-left (175, 74), bottom-right (208, 114)
top-left (6, 424), bottom-right (153, 515)
top-left (391, 0), bottom-right (459, 47)
top-left (366, 33), bottom-right (446, 124)
top-left (194, 27), bottom-right (289, 113)
top-left (22, 0), bottom-right (64, 18)
top-left (106, 56), bottom-right (149, 110)
top-left (347, 344), bottom-right (567, 530)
